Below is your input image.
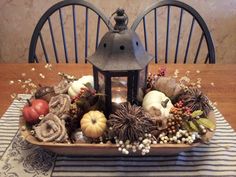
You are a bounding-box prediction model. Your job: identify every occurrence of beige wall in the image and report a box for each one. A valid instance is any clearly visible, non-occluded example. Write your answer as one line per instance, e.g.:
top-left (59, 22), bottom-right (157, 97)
top-left (0, 0), bottom-right (235, 63)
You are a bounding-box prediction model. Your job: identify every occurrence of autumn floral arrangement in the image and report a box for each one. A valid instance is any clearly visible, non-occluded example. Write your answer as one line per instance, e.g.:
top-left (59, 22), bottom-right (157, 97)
top-left (11, 65), bottom-right (216, 155)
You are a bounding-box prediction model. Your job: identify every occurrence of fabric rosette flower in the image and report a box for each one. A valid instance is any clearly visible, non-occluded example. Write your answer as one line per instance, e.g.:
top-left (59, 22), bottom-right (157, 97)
top-left (49, 94), bottom-right (71, 119)
top-left (33, 113), bottom-right (68, 142)
top-left (54, 79), bottom-right (71, 94)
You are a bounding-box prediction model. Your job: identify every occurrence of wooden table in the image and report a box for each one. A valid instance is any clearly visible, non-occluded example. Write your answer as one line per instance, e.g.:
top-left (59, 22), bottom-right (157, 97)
top-left (0, 64), bottom-right (235, 130)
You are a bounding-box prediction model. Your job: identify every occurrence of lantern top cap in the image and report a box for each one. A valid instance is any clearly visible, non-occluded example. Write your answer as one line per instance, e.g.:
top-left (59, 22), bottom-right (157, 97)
top-left (87, 9), bottom-right (153, 72)
top-left (113, 8), bottom-right (128, 32)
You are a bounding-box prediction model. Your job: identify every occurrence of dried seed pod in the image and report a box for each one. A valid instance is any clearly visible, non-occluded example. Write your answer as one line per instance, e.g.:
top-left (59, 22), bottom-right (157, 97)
top-left (178, 87), bottom-right (212, 117)
top-left (108, 103), bottom-right (154, 143)
top-left (35, 86), bottom-right (55, 102)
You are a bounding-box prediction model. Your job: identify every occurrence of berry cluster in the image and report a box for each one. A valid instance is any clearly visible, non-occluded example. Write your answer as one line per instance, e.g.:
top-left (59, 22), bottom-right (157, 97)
top-left (171, 101), bottom-right (192, 119)
top-left (146, 72), bottom-right (158, 89)
top-left (166, 115), bottom-right (183, 135)
top-left (72, 87), bottom-right (96, 102)
top-left (159, 129), bottom-right (200, 144)
top-left (157, 67), bottom-right (166, 77)
top-left (115, 133), bottom-right (157, 155)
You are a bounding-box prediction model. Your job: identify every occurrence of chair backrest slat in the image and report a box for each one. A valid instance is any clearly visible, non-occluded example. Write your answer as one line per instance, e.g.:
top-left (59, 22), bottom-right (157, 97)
top-left (154, 8), bottom-right (158, 63)
top-left (165, 5), bottom-right (170, 63)
top-left (35, 55), bottom-right (39, 63)
top-left (72, 5), bottom-right (78, 63)
top-left (205, 53), bottom-right (209, 64)
top-left (85, 7), bottom-right (89, 63)
top-left (184, 17), bottom-right (195, 63)
top-left (48, 17), bottom-right (59, 63)
top-left (174, 8), bottom-right (183, 63)
top-left (131, 0), bottom-right (215, 64)
top-left (39, 32), bottom-right (49, 63)
top-left (194, 32), bottom-right (204, 63)
top-left (59, 8), bottom-right (69, 63)
top-left (29, 0), bottom-right (111, 63)
top-left (143, 16), bottom-right (148, 51)
top-left (96, 16), bottom-right (101, 49)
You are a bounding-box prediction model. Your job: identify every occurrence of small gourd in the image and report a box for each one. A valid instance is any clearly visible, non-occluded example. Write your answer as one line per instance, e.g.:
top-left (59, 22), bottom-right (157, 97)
top-left (142, 90), bottom-right (173, 118)
top-left (80, 110), bottom-right (107, 138)
top-left (68, 75), bottom-right (94, 98)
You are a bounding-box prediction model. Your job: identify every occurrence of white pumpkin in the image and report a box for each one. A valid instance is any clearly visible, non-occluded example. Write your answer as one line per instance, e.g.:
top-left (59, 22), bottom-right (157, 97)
top-left (142, 90), bottom-right (173, 117)
top-left (77, 75), bottom-right (94, 88)
top-left (68, 75), bottom-right (94, 98)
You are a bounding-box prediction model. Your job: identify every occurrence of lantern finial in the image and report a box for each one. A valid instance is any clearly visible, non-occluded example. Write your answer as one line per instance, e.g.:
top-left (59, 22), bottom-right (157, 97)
top-left (113, 8), bottom-right (128, 31)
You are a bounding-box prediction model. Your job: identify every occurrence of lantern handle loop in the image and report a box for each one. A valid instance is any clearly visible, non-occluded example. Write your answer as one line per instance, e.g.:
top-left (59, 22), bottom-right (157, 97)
top-left (108, 11), bottom-right (116, 31)
top-left (109, 8), bottom-right (129, 32)
top-left (124, 12), bottom-right (129, 27)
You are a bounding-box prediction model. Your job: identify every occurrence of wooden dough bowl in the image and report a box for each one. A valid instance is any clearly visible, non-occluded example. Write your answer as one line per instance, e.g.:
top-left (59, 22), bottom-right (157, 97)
top-left (19, 111), bottom-right (216, 156)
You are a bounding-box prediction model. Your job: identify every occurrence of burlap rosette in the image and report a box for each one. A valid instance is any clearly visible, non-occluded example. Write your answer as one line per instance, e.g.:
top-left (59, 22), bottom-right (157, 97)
top-left (33, 113), bottom-right (68, 143)
top-left (49, 94), bottom-right (71, 119)
top-left (54, 79), bottom-right (71, 94)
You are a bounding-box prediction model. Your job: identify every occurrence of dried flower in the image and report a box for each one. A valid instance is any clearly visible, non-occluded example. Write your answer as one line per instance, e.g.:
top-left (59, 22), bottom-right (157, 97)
top-left (45, 64), bottom-right (52, 70)
top-left (39, 73), bottom-right (45, 79)
top-left (28, 83), bottom-right (37, 88)
top-left (197, 84), bottom-right (201, 88)
top-left (173, 69), bottom-right (179, 78)
top-left (9, 80), bottom-right (14, 85)
top-left (179, 76), bottom-right (190, 85)
top-left (24, 78), bottom-right (32, 84)
top-left (10, 93), bottom-right (17, 99)
top-left (185, 70), bottom-right (190, 76)
top-left (157, 67), bottom-right (166, 77)
top-left (58, 72), bottom-right (78, 82)
top-left (196, 78), bottom-right (202, 84)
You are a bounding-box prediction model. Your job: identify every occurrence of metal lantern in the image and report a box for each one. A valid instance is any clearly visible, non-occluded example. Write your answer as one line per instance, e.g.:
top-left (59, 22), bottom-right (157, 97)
top-left (87, 8), bottom-right (153, 116)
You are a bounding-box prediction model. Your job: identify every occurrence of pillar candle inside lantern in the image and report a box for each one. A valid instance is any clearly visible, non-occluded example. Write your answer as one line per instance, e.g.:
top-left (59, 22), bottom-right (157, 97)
top-left (111, 77), bottom-right (127, 104)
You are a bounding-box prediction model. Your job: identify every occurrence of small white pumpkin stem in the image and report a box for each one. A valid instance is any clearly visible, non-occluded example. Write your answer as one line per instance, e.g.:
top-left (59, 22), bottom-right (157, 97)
top-left (161, 99), bottom-right (169, 108)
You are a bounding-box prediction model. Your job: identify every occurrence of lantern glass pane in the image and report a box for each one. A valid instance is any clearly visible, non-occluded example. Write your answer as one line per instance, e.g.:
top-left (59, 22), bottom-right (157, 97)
top-left (137, 68), bottom-right (146, 102)
top-left (98, 71), bottom-right (105, 94)
top-left (139, 68), bottom-right (146, 89)
top-left (111, 77), bottom-right (127, 104)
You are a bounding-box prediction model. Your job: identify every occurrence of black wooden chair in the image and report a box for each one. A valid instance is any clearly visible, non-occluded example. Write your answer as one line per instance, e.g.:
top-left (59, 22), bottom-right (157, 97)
top-left (131, 0), bottom-right (215, 64)
top-left (28, 0), bottom-right (112, 63)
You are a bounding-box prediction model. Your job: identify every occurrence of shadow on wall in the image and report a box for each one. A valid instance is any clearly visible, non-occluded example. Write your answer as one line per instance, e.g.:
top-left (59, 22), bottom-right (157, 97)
top-left (0, 0), bottom-right (235, 63)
